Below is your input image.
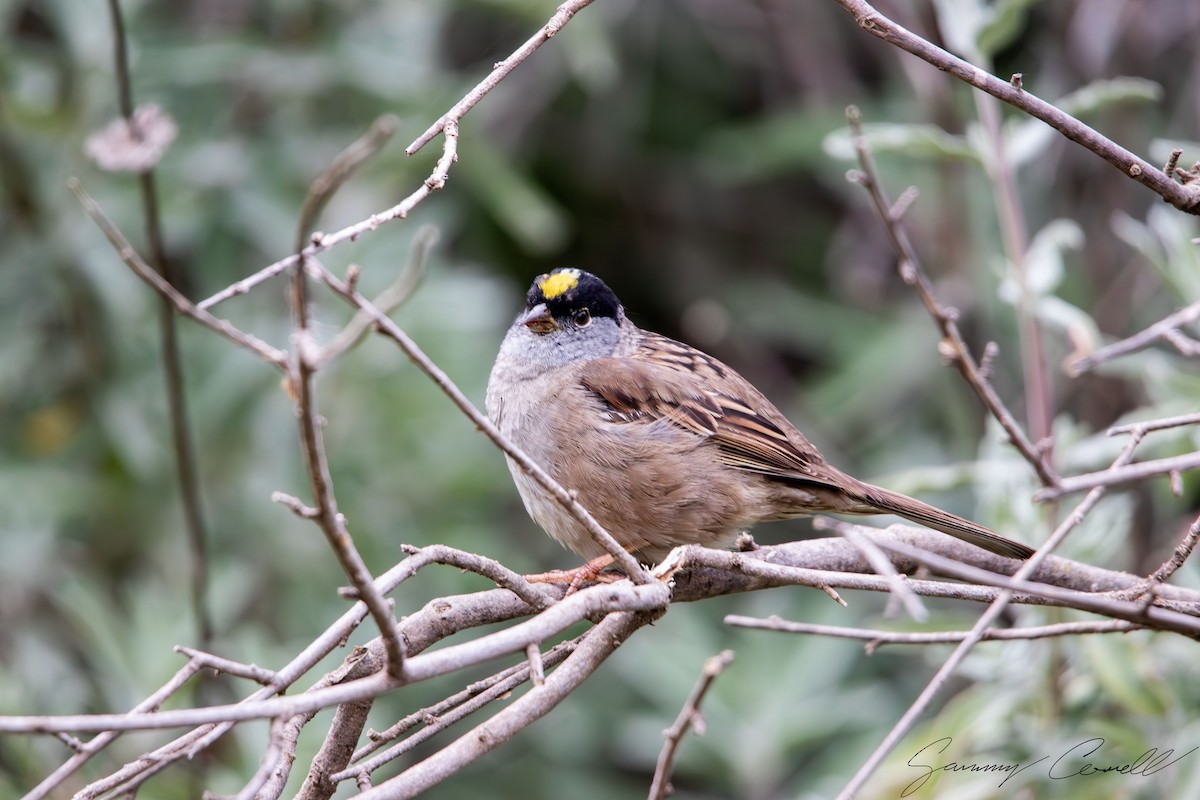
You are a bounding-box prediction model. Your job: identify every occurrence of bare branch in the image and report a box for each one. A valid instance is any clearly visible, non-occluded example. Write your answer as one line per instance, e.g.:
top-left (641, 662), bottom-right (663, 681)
top-left (833, 0), bottom-right (1200, 213)
top-left (22, 659), bottom-right (205, 800)
top-left (196, 0), bottom-right (595, 313)
top-left (1068, 300), bottom-right (1200, 375)
top-left (1034, 450), bottom-right (1200, 502)
top-left (333, 640), bottom-right (578, 786)
top-left (354, 609), bottom-right (658, 800)
top-left (98, 0), bottom-right (214, 656)
top-left (845, 107), bottom-right (1061, 488)
top-left (1145, 514), bottom-right (1200, 588)
top-left (0, 582), bottom-right (670, 735)
top-left (837, 434), bottom-right (1142, 799)
top-left (724, 616), bottom-right (1143, 647)
top-left (69, 179), bottom-right (288, 369)
top-left (648, 650), bottom-right (735, 800)
top-left (817, 518), bottom-right (928, 621)
top-left (174, 647), bottom-right (279, 686)
top-left (405, 0), bottom-right (597, 156)
top-left (317, 225), bottom-right (438, 368)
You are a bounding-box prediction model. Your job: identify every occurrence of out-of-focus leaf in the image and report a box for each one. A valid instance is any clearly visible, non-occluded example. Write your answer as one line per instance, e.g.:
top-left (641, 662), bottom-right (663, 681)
top-left (977, 0), bottom-right (1041, 58)
top-left (457, 134), bottom-right (570, 255)
top-left (704, 109), bottom-right (850, 179)
top-left (1082, 635), bottom-right (1171, 717)
top-left (932, 0), bottom-right (989, 63)
top-left (822, 122), bottom-right (978, 163)
top-left (996, 220), bottom-right (1082, 318)
top-left (1111, 206), bottom-right (1200, 299)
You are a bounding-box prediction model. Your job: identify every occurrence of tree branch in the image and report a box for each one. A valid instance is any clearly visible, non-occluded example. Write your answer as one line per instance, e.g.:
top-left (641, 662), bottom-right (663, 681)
top-left (833, 0), bottom-right (1200, 213)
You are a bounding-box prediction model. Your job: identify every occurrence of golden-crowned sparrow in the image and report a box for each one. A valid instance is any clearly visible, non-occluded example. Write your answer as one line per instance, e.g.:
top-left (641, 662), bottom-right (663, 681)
top-left (486, 268), bottom-right (1034, 565)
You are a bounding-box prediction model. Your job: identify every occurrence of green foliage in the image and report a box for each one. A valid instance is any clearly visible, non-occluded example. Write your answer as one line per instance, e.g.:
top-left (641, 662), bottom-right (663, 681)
top-left (2, 0), bottom-right (1199, 798)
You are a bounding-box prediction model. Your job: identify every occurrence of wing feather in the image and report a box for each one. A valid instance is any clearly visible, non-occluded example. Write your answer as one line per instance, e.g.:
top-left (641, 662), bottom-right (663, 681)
top-left (577, 332), bottom-right (837, 487)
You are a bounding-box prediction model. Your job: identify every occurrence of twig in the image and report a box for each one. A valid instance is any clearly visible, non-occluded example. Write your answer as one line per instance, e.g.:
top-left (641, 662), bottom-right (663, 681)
top-left (195, 0), bottom-right (595, 313)
top-left (397, 543), bottom-right (554, 612)
top-left (1108, 411), bottom-right (1200, 436)
top-left (23, 658), bottom-right (204, 800)
top-left (832, 0), bottom-right (1200, 213)
top-left (174, 647), bottom-right (279, 686)
top-left (348, 638), bottom-right (580, 768)
top-left (297, 115), bottom-right (398, 246)
top-left (0, 582), bottom-right (670, 735)
top-left (229, 717), bottom-right (287, 800)
top-left (974, 85), bottom-right (1053, 451)
top-left (525, 642), bottom-right (546, 687)
top-left (333, 640), bottom-right (576, 786)
top-left (1033, 450), bottom-right (1200, 502)
top-left (280, 119), bottom-right (409, 681)
top-left (353, 609), bottom-right (659, 799)
top-left (292, 648), bottom-right (385, 800)
top-left (1145, 515), bottom-right (1200, 587)
top-left (1067, 300), bottom-right (1200, 375)
top-left (870, 536), bottom-right (1200, 636)
top-left (648, 650), bottom-right (735, 800)
top-left (837, 435), bottom-right (1143, 799)
top-left (68, 180), bottom-right (288, 369)
top-left (404, 0), bottom-right (597, 156)
top-left (724, 616), bottom-right (1143, 647)
top-left (317, 225), bottom-right (438, 368)
top-left (66, 567), bottom-right (547, 799)
top-left (817, 518), bottom-right (928, 621)
top-left (846, 106), bottom-right (1061, 488)
top-left (102, 0), bottom-right (214, 655)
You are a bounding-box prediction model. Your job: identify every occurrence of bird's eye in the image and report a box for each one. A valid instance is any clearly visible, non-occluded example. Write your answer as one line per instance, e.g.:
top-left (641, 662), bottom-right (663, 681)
top-left (572, 308), bottom-right (592, 327)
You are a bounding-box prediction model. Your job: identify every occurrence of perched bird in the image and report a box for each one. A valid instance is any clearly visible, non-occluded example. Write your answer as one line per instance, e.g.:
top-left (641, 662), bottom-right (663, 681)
top-left (485, 268), bottom-right (1034, 573)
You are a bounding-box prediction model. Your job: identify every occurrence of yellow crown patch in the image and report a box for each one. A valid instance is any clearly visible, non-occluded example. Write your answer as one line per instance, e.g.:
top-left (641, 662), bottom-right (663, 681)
top-left (539, 269), bottom-right (580, 300)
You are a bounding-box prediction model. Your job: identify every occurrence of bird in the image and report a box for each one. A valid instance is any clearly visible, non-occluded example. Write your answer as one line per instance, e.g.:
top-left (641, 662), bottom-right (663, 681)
top-left (485, 268), bottom-right (1035, 579)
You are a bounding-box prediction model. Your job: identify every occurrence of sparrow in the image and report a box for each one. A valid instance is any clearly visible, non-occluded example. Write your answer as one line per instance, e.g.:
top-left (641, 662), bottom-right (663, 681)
top-left (485, 268), bottom-right (1034, 570)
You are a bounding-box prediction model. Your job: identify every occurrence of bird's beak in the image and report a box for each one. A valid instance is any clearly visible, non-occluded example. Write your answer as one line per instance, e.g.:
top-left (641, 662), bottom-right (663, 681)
top-left (520, 303), bottom-right (557, 335)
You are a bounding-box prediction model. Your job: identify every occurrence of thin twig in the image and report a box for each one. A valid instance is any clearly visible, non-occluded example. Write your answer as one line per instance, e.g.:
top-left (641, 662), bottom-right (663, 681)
top-left (69, 180), bottom-right (288, 369)
top-left (724, 616), bottom-right (1143, 647)
top-left (282, 120), bottom-right (409, 681)
top-left (23, 659), bottom-right (205, 800)
top-left (648, 650), bottom-right (735, 800)
top-left (317, 225), bottom-right (438, 368)
top-left (404, 0), bottom-right (597, 156)
top-left (832, 0), bottom-right (1200, 213)
top-left (837, 434), bottom-right (1143, 799)
top-left (846, 106), bottom-right (1061, 489)
top-left (195, 1), bottom-right (595, 314)
top-left (353, 609), bottom-right (659, 799)
top-left (1146, 515), bottom-right (1200, 587)
top-left (818, 518), bottom-right (928, 621)
top-left (0, 583), bottom-right (670, 735)
top-left (1033, 450), bottom-right (1200, 502)
top-left (397, 544), bottom-right (554, 612)
top-left (1067, 300), bottom-right (1200, 375)
top-left (974, 86), bottom-right (1053, 453)
top-left (1108, 411), bottom-right (1200, 436)
top-left (334, 640), bottom-right (577, 785)
top-left (174, 647), bottom-right (279, 686)
top-left (102, 0), bottom-right (215, 655)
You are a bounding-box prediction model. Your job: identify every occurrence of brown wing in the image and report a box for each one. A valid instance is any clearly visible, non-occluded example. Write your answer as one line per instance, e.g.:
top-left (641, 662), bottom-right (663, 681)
top-left (577, 331), bottom-right (842, 488)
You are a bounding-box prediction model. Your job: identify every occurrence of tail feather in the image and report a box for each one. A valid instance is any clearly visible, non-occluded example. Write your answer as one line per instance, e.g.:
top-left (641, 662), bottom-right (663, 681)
top-left (853, 484), bottom-right (1035, 560)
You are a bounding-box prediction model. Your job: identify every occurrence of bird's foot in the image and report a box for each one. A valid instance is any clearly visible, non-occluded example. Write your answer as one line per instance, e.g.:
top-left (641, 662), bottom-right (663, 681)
top-left (525, 554), bottom-right (619, 596)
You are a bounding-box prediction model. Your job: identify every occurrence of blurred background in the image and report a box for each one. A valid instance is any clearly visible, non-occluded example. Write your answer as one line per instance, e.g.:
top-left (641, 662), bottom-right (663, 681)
top-left (3, 0), bottom-right (1200, 797)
